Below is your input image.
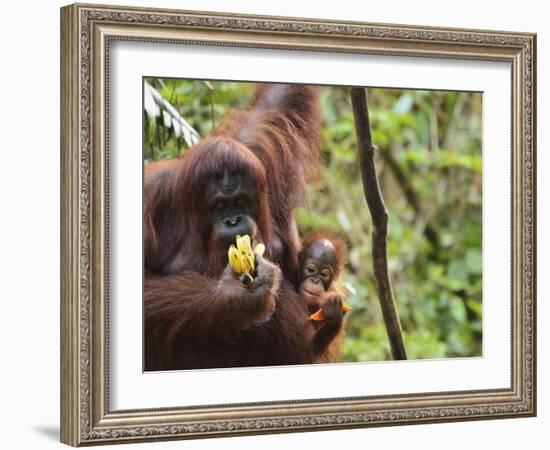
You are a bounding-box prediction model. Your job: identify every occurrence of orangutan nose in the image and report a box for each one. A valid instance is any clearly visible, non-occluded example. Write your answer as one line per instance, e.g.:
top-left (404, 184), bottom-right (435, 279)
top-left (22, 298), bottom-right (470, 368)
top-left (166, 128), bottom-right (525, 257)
top-left (223, 215), bottom-right (242, 227)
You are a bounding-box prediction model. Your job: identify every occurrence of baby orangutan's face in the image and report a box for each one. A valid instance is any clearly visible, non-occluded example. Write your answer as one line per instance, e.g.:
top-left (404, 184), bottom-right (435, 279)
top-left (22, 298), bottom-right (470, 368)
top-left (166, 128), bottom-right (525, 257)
top-left (299, 240), bottom-right (336, 309)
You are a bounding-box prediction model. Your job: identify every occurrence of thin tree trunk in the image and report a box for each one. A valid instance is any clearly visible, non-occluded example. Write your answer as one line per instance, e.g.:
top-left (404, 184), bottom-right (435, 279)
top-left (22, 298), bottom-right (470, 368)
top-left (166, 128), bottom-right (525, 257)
top-left (350, 87), bottom-right (407, 360)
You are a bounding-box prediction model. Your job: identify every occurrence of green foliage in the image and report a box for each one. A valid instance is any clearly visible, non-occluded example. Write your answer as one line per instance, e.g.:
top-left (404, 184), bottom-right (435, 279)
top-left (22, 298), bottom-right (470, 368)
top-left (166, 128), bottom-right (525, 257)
top-left (143, 78), bottom-right (253, 160)
top-left (144, 79), bottom-right (483, 362)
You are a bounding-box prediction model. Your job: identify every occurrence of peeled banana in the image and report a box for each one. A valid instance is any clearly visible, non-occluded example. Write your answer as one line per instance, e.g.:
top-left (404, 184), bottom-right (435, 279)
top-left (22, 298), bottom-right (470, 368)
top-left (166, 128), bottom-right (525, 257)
top-left (310, 302), bottom-right (352, 321)
top-left (227, 234), bottom-right (266, 287)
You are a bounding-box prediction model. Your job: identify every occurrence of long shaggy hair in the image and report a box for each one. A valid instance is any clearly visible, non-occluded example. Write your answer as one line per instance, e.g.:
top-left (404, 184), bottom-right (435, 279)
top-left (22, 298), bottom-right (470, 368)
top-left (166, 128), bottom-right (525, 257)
top-left (143, 83), bottom-right (334, 371)
top-left (144, 137), bottom-right (272, 275)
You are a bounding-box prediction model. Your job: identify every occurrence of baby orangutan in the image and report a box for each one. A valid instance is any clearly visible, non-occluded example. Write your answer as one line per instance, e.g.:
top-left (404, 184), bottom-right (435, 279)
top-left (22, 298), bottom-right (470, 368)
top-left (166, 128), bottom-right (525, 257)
top-left (299, 232), bottom-right (350, 363)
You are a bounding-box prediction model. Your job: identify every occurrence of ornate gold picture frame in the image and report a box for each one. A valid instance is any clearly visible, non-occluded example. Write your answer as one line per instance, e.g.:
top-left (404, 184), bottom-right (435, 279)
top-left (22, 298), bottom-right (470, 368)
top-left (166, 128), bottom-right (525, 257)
top-left (60, 3), bottom-right (536, 446)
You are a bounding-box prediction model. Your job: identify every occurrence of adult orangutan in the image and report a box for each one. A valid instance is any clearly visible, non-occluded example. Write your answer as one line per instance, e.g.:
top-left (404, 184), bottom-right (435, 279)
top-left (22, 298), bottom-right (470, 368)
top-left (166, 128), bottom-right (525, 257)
top-left (143, 83), bottom-right (345, 370)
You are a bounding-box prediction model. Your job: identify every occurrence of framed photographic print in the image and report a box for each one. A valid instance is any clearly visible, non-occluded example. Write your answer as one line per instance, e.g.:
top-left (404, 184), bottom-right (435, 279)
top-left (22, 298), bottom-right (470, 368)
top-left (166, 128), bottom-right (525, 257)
top-left (60, 2), bottom-right (536, 446)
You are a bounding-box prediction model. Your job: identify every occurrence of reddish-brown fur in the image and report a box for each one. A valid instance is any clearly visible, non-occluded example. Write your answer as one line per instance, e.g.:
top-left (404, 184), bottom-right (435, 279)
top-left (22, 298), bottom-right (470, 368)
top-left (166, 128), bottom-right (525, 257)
top-left (299, 231), bottom-right (349, 363)
top-left (144, 84), bottom-right (335, 371)
top-left (300, 230), bottom-right (348, 279)
top-left (216, 84), bottom-right (321, 284)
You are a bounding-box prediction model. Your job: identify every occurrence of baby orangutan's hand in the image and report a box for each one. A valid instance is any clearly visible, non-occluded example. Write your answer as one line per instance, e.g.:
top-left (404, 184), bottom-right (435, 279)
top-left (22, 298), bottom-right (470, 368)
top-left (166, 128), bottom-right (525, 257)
top-left (319, 293), bottom-right (344, 323)
top-left (310, 293), bottom-right (351, 321)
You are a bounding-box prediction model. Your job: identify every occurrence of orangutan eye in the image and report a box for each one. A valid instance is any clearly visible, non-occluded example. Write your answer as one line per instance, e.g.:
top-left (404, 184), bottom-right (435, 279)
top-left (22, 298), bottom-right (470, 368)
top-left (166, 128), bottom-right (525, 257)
top-left (320, 269), bottom-right (331, 280)
top-left (306, 265), bottom-right (316, 274)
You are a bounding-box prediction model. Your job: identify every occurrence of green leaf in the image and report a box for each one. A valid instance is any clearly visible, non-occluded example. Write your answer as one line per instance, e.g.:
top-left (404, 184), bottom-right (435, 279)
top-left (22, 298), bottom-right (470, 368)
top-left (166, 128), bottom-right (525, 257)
top-left (447, 259), bottom-right (468, 284)
top-left (449, 297), bottom-right (467, 322)
top-left (465, 248), bottom-right (482, 274)
top-left (466, 298), bottom-right (483, 318)
top-left (394, 94), bottom-right (413, 115)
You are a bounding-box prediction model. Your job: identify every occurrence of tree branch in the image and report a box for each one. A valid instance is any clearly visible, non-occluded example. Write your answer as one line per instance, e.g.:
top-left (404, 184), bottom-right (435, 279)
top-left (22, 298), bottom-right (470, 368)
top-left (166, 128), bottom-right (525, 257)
top-left (350, 87), bottom-right (407, 360)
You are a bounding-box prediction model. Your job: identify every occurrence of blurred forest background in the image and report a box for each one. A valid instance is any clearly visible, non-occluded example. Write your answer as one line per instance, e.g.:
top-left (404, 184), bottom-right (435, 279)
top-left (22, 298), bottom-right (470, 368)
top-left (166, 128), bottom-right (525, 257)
top-left (143, 78), bottom-right (483, 362)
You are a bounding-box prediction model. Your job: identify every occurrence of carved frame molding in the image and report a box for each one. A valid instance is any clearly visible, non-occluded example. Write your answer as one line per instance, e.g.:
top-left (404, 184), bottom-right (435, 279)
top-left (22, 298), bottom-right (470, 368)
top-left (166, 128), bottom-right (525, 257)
top-left (60, 3), bottom-right (536, 446)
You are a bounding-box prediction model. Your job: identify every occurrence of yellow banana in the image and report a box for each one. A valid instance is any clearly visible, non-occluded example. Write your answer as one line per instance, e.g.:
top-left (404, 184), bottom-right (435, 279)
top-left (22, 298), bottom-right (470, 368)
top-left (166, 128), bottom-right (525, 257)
top-left (227, 235), bottom-right (266, 287)
top-left (254, 242), bottom-right (266, 257)
top-left (237, 234), bottom-right (251, 252)
top-left (228, 245), bottom-right (242, 273)
top-left (242, 253), bottom-right (254, 275)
